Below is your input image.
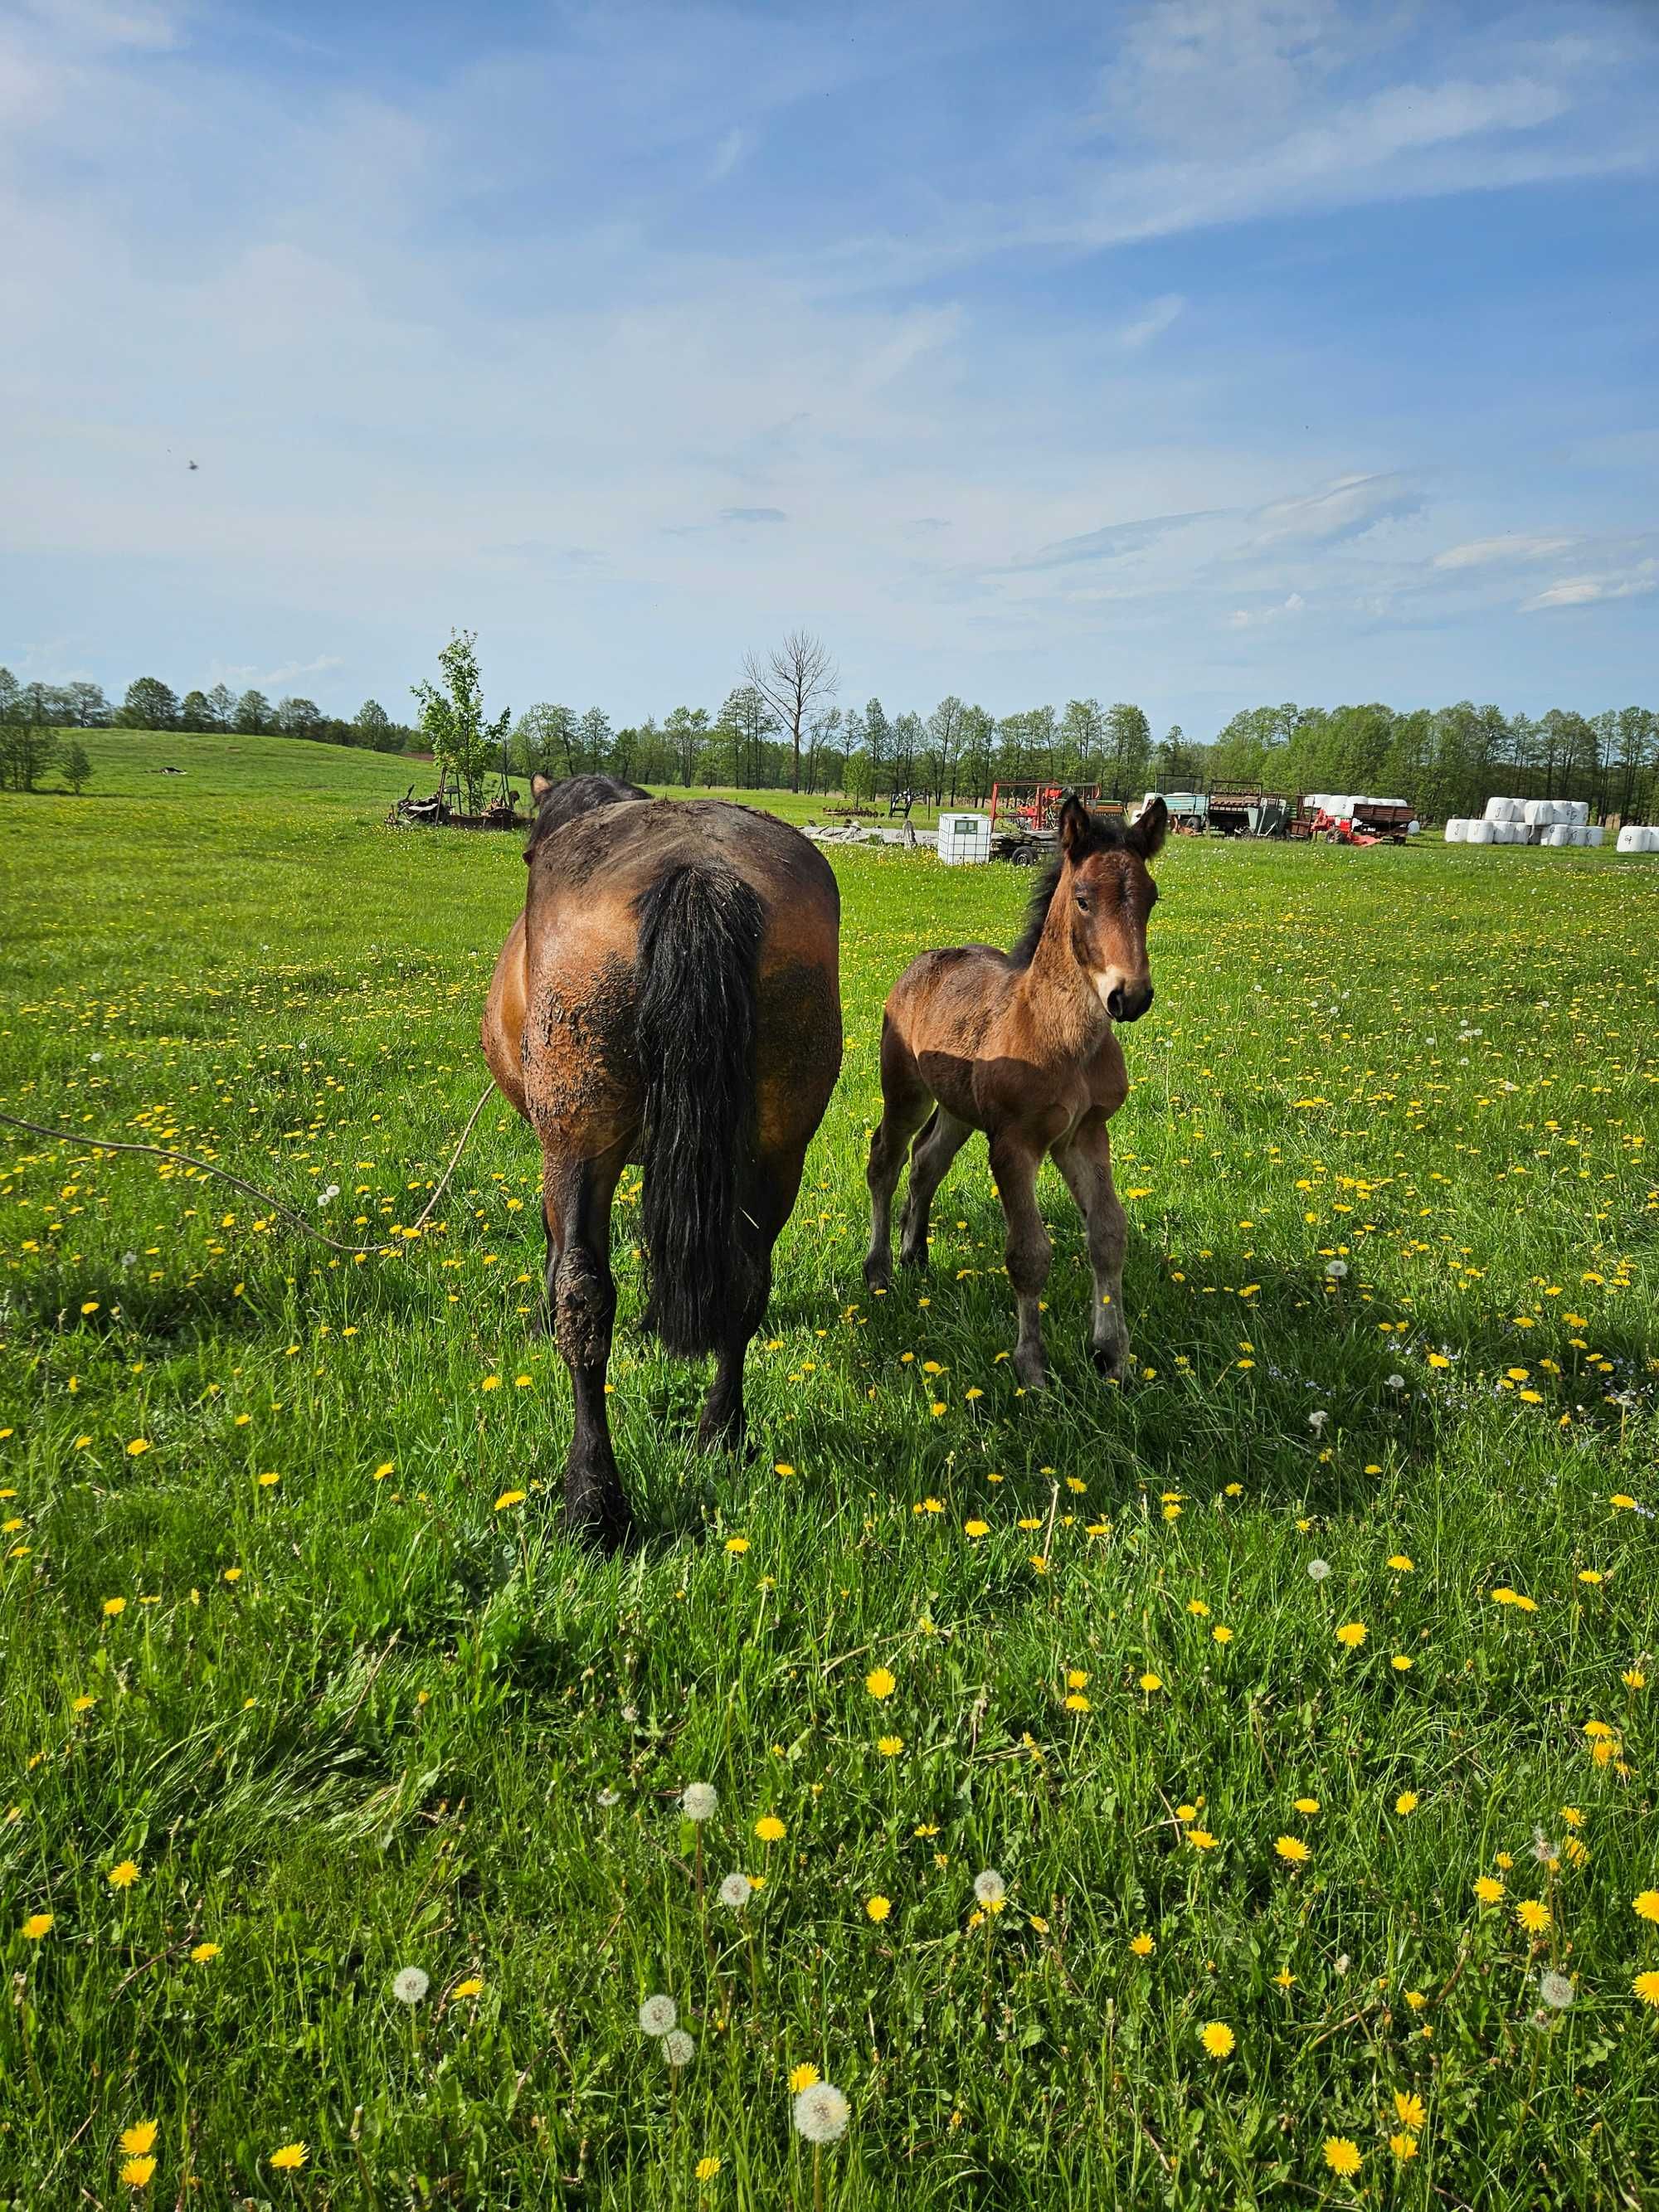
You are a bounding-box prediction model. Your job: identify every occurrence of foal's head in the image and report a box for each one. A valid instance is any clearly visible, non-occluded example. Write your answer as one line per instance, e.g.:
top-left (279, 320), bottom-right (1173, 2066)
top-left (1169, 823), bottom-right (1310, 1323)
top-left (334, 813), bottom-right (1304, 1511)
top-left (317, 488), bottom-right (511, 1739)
top-left (1051, 794), bottom-right (1168, 1023)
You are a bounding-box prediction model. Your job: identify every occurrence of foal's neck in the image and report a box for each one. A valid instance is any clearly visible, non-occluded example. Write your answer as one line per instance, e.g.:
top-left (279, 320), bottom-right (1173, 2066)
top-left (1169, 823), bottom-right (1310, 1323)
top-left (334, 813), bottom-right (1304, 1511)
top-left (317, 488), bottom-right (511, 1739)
top-left (1015, 890), bottom-right (1111, 1062)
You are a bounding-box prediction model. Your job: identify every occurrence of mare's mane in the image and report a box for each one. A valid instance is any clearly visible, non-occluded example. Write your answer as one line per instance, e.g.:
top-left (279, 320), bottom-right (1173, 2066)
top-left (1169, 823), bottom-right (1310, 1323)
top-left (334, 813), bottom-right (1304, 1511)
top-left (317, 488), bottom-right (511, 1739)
top-left (523, 774), bottom-right (651, 860)
top-left (1006, 812), bottom-right (1129, 970)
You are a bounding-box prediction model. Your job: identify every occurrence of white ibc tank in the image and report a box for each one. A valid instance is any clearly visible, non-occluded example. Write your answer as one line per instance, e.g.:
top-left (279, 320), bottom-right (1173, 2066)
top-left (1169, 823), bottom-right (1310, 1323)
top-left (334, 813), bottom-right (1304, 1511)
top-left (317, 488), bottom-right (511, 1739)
top-left (937, 810), bottom-right (991, 865)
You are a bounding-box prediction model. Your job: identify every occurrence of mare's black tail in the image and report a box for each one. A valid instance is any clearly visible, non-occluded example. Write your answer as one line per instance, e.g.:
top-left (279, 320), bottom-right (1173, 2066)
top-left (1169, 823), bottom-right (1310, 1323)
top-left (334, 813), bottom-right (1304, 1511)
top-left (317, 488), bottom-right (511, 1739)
top-left (635, 863), bottom-right (766, 1354)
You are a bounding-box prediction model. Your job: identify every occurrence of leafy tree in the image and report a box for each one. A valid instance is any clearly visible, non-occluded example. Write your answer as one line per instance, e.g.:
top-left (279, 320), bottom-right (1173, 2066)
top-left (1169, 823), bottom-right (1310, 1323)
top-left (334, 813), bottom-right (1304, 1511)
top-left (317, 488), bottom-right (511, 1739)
top-left (863, 698), bottom-right (891, 793)
top-left (663, 705), bottom-right (709, 786)
top-left (0, 720), bottom-right (59, 792)
top-left (179, 688), bottom-right (212, 731)
top-left (716, 685), bottom-right (776, 787)
top-left (578, 707), bottom-right (613, 771)
top-left (277, 696), bottom-right (322, 737)
top-left (514, 704), bottom-right (580, 779)
top-left (206, 683), bottom-right (236, 729)
top-left (119, 677), bottom-right (178, 730)
top-left (0, 668), bottom-right (18, 721)
top-left (958, 705), bottom-right (995, 802)
top-left (805, 705), bottom-right (843, 795)
top-left (1059, 698), bottom-right (1106, 788)
top-left (236, 689), bottom-right (271, 733)
top-left (61, 740), bottom-right (92, 794)
top-left (412, 630), bottom-right (510, 812)
top-left (353, 699), bottom-right (392, 748)
top-left (1104, 702), bottom-right (1152, 796)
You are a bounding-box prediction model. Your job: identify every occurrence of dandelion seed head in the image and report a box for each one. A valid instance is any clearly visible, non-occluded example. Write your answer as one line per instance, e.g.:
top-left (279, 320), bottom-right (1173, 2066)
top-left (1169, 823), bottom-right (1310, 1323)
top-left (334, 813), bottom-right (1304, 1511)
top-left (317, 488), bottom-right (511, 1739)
top-left (681, 1782), bottom-right (718, 1821)
top-left (1307, 1558), bottom-right (1331, 1582)
top-left (663, 2029), bottom-right (696, 2066)
top-left (639, 1994), bottom-right (678, 2037)
top-left (718, 1873), bottom-right (753, 1910)
top-left (392, 1966), bottom-right (430, 2005)
top-left (972, 1869), bottom-right (1005, 1906)
top-left (792, 2081), bottom-right (850, 2144)
top-left (1539, 1970), bottom-right (1575, 2010)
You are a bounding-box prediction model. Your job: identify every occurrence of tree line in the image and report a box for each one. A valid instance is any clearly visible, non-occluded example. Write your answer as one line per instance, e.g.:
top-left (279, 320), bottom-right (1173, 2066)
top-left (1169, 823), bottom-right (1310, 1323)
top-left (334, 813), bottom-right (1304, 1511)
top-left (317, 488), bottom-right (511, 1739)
top-left (3, 650), bottom-right (1656, 823)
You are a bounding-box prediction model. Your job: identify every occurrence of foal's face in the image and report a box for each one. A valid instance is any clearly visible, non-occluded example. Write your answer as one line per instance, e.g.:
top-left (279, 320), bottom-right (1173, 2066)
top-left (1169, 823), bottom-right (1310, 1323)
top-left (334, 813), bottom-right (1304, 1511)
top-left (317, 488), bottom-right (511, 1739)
top-left (1059, 796), bottom-right (1168, 1024)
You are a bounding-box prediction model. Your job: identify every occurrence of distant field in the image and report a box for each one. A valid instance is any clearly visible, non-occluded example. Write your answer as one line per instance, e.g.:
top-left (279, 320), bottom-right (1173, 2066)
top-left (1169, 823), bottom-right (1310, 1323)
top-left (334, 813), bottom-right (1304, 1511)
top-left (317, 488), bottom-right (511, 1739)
top-left (2, 750), bottom-right (1657, 2207)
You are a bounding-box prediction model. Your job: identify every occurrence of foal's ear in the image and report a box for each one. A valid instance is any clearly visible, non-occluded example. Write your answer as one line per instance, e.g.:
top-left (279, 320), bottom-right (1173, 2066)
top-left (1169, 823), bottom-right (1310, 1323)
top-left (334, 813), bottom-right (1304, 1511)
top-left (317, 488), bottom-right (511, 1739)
top-left (531, 771), bottom-right (554, 802)
top-left (1058, 794), bottom-right (1093, 858)
top-left (1129, 795), bottom-right (1169, 862)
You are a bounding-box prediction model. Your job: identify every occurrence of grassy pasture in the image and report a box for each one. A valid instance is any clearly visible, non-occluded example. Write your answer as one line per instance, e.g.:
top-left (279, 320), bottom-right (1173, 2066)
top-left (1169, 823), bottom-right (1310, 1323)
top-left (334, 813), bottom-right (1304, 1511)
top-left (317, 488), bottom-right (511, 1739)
top-left (1, 734), bottom-right (1657, 2209)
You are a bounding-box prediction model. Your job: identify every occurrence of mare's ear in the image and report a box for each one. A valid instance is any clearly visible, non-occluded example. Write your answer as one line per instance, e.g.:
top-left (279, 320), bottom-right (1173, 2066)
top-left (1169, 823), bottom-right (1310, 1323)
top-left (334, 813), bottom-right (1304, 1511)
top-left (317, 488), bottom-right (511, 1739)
top-left (1058, 794), bottom-right (1092, 858)
top-left (1129, 795), bottom-right (1169, 862)
top-left (531, 771), bottom-right (554, 802)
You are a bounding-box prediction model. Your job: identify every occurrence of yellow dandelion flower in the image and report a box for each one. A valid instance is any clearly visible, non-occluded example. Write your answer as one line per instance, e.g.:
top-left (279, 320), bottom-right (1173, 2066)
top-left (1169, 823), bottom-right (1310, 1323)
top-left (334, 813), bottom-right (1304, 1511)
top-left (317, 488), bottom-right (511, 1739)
top-left (1632, 1970), bottom-right (1659, 2008)
top-left (1335, 1621), bottom-right (1367, 1648)
top-left (1138, 1670), bottom-right (1163, 1693)
top-left (1473, 1876), bottom-right (1504, 1905)
top-left (120, 2155), bottom-right (157, 2188)
top-left (864, 1895), bottom-right (891, 1922)
top-left (1633, 1890), bottom-right (1659, 1924)
top-left (269, 2143), bottom-right (308, 2172)
top-left (878, 1734), bottom-right (904, 1757)
top-left (1129, 1932), bottom-right (1154, 1957)
top-left (493, 1490), bottom-right (526, 1511)
top-left (126, 1438), bottom-right (149, 1456)
top-left (107, 1860), bottom-right (140, 1889)
top-left (120, 2123), bottom-right (158, 2156)
top-left (1294, 1796), bottom-right (1320, 1816)
top-left (1199, 2020), bottom-right (1234, 2058)
top-left (22, 1913), bottom-right (53, 1939)
top-left (1516, 1898), bottom-right (1551, 1933)
top-left (1404, 1989), bottom-right (1427, 2010)
top-left (1323, 2137), bottom-right (1362, 2178)
top-left (1186, 1828), bottom-right (1218, 1850)
top-left (963, 1518), bottom-right (990, 1538)
top-left (1394, 1791), bottom-right (1419, 1816)
top-left (190, 1941), bottom-right (221, 1962)
top-left (755, 1816), bottom-right (786, 1843)
top-left (695, 2155), bottom-right (722, 2181)
top-left (1387, 1555), bottom-right (1414, 1572)
top-left (1389, 2132), bottom-right (1418, 2162)
top-left (453, 1976), bottom-right (484, 1998)
top-left (789, 2063), bottom-right (820, 2093)
top-left (1394, 2091), bottom-right (1425, 2131)
top-left (864, 1667), bottom-right (896, 1699)
top-left (1274, 1835), bottom-right (1310, 1864)
top-left (102, 1596), bottom-right (127, 1617)
top-left (723, 1535), bottom-right (750, 1554)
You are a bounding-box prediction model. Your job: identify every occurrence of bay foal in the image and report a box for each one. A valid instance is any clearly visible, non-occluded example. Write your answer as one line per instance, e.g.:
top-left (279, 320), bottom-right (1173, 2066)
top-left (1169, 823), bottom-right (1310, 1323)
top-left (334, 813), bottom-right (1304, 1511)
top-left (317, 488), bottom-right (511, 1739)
top-left (864, 795), bottom-right (1167, 1388)
top-left (484, 776), bottom-right (842, 1544)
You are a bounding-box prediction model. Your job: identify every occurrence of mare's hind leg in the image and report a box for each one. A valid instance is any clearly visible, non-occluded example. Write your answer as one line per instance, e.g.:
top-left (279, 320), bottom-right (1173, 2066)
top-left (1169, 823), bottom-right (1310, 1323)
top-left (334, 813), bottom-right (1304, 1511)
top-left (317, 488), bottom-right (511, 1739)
top-left (697, 1139), bottom-right (808, 1451)
top-left (898, 1109), bottom-right (972, 1271)
top-left (990, 1130), bottom-right (1052, 1391)
top-left (1053, 1115), bottom-right (1131, 1380)
top-left (864, 1018), bottom-right (934, 1291)
top-left (542, 1142), bottom-right (631, 1548)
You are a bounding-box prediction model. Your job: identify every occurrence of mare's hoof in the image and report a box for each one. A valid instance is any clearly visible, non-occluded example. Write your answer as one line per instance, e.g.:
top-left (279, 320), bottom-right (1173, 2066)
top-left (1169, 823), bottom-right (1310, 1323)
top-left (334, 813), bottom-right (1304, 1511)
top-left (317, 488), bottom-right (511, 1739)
top-left (1091, 1339), bottom-right (1131, 1382)
top-left (863, 1253), bottom-right (893, 1292)
top-left (1014, 1354), bottom-right (1048, 1393)
top-left (695, 1412), bottom-right (746, 1457)
top-left (564, 1487), bottom-right (635, 1553)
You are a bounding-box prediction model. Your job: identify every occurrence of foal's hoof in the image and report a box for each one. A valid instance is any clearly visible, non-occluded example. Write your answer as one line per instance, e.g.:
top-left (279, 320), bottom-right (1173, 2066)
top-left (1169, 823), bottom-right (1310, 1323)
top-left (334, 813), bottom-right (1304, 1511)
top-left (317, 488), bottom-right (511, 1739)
top-left (1014, 1350), bottom-right (1048, 1393)
top-left (863, 1252), bottom-right (893, 1293)
top-left (1091, 1338), bottom-right (1131, 1383)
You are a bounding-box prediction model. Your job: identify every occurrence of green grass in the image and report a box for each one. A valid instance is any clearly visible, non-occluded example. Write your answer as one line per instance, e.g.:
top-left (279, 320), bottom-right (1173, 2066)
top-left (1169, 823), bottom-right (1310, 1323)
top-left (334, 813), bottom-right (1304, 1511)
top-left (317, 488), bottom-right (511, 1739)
top-left (2, 740), bottom-right (1657, 2209)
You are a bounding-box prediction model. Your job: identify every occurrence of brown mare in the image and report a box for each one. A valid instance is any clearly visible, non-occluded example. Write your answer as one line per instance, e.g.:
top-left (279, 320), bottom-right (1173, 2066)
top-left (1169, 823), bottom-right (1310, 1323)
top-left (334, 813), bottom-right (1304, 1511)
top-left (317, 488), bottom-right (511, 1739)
top-left (483, 775), bottom-right (842, 1545)
top-left (864, 795), bottom-right (1168, 1388)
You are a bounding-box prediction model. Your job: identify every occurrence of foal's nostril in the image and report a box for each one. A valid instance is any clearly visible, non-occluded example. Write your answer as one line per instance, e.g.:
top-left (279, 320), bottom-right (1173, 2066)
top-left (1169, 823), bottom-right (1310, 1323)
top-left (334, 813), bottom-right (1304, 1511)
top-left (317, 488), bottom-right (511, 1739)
top-left (1107, 987), bottom-right (1126, 1021)
top-left (1114, 984), bottom-right (1154, 1023)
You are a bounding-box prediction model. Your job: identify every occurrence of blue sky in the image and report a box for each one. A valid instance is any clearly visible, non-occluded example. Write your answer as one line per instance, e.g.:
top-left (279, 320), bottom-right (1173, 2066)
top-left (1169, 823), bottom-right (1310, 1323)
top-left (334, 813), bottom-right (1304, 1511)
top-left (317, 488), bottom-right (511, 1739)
top-left (2, 0), bottom-right (1656, 737)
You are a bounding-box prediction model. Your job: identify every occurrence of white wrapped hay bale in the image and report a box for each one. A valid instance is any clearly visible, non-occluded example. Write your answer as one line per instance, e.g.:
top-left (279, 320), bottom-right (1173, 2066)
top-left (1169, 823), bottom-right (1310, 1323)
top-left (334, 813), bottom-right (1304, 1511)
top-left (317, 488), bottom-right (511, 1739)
top-left (1566, 799), bottom-right (1589, 826)
top-left (1585, 824), bottom-right (1604, 847)
top-left (1467, 819), bottom-right (1496, 844)
top-left (1484, 795), bottom-right (1518, 823)
top-left (1444, 818), bottom-right (1467, 843)
top-left (1523, 798), bottom-right (1557, 827)
top-left (1544, 825), bottom-right (1574, 847)
top-left (1615, 824), bottom-right (1656, 853)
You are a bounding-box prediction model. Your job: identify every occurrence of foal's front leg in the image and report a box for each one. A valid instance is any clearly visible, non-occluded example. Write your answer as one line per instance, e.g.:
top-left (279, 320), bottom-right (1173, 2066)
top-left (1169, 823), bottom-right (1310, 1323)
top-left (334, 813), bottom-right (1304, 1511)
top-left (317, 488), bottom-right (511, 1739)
top-left (1053, 1116), bottom-right (1131, 1380)
top-left (990, 1132), bottom-right (1052, 1391)
top-left (542, 1145), bottom-right (631, 1548)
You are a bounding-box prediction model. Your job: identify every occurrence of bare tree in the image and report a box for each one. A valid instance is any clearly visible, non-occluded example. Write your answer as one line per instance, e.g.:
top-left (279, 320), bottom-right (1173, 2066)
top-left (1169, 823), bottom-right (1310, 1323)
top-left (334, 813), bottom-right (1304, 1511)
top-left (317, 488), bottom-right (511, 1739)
top-left (742, 630), bottom-right (837, 794)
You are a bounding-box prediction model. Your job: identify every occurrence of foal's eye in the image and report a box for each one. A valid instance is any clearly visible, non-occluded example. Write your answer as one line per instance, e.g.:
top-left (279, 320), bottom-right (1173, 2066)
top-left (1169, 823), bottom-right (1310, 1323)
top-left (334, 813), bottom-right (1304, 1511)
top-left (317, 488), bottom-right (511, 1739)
top-left (1074, 892), bottom-right (1091, 913)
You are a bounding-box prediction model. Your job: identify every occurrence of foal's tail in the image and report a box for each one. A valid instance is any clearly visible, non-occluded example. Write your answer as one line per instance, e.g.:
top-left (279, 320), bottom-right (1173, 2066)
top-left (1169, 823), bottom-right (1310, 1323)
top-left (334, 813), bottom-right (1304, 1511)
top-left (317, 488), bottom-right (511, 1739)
top-left (635, 862), bottom-right (766, 1355)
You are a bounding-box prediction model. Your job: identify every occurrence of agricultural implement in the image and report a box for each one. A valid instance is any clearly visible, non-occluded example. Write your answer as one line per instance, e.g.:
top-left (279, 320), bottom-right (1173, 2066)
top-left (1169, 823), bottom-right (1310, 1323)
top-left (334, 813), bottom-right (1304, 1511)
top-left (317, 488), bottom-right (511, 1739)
top-left (988, 780), bottom-right (1121, 863)
top-left (386, 784), bottom-right (526, 833)
top-left (1297, 795), bottom-right (1418, 845)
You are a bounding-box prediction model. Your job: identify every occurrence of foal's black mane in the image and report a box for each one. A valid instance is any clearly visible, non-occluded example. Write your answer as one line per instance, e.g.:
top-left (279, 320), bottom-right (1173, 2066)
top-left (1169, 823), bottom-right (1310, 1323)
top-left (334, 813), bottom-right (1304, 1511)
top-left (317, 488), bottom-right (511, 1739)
top-left (1007, 813), bottom-right (1129, 969)
top-left (523, 774), bottom-right (651, 860)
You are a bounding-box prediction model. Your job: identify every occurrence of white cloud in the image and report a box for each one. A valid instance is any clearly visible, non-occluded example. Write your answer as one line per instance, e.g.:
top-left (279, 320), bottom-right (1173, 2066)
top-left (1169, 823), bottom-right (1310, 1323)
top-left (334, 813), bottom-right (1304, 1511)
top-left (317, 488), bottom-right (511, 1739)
top-left (1433, 534), bottom-right (1578, 569)
top-left (256, 655), bottom-right (345, 689)
top-left (1117, 293), bottom-right (1185, 348)
top-left (1228, 591), bottom-right (1306, 629)
top-left (1522, 562), bottom-right (1658, 611)
top-left (1248, 473), bottom-right (1419, 547)
top-left (708, 127), bottom-right (749, 181)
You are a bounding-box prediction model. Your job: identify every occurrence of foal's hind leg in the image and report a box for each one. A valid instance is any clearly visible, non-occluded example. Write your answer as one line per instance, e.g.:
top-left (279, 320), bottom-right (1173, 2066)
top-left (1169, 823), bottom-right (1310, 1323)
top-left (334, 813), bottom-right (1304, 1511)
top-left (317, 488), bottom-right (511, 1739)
top-left (1053, 1116), bottom-right (1131, 1380)
top-left (696, 1138), bottom-right (807, 1452)
top-left (542, 1142), bottom-right (631, 1548)
top-left (898, 1108), bottom-right (972, 1271)
top-left (864, 1021), bottom-right (933, 1291)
